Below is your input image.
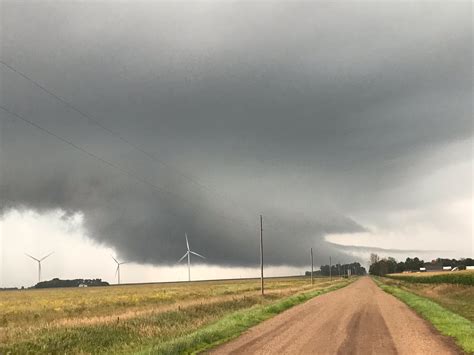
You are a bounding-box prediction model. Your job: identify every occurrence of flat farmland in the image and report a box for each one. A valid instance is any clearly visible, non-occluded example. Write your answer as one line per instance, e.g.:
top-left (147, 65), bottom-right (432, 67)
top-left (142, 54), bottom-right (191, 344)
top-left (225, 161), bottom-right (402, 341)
top-left (388, 270), bottom-right (474, 278)
top-left (386, 270), bottom-right (474, 286)
top-left (0, 276), bottom-right (350, 354)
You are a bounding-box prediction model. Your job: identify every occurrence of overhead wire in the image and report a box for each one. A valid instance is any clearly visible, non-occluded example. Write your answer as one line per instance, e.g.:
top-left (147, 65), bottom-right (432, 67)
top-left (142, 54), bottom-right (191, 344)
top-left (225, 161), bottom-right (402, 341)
top-left (0, 60), bottom-right (257, 223)
top-left (0, 60), bottom-right (293, 235)
top-left (0, 105), bottom-right (256, 233)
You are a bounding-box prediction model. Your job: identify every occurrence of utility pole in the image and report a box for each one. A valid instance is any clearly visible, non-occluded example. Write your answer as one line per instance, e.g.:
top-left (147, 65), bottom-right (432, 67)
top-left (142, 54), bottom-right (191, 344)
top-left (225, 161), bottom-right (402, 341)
top-left (329, 256), bottom-right (332, 281)
top-left (310, 248), bottom-right (314, 285)
top-left (260, 215), bottom-right (264, 296)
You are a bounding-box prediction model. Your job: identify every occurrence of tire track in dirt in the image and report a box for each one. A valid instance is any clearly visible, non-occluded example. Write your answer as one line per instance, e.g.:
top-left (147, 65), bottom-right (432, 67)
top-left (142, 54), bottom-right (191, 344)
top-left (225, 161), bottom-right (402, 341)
top-left (210, 277), bottom-right (462, 355)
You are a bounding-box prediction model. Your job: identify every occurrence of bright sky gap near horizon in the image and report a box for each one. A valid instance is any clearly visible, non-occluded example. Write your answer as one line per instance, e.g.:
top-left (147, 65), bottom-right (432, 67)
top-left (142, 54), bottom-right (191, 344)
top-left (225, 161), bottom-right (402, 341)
top-left (0, 1), bottom-right (472, 288)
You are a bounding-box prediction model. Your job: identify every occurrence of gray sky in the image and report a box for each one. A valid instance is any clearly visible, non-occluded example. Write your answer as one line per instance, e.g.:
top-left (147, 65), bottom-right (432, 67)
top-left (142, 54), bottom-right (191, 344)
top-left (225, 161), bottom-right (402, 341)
top-left (0, 1), bottom-right (472, 287)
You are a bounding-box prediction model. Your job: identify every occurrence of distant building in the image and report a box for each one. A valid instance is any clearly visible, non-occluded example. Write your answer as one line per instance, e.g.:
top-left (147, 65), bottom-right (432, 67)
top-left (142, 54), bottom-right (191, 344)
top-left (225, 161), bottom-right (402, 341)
top-left (419, 267), bottom-right (426, 272)
top-left (442, 266), bottom-right (452, 271)
top-left (78, 284), bottom-right (88, 288)
top-left (467, 266), bottom-right (474, 270)
top-left (424, 264), bottom-right (443, 272)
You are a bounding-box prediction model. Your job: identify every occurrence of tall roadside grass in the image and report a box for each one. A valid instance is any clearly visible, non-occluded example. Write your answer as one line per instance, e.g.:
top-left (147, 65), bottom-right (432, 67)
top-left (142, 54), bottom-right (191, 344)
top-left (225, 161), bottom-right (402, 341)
top-left (375, 278), bottom-right (474, 353)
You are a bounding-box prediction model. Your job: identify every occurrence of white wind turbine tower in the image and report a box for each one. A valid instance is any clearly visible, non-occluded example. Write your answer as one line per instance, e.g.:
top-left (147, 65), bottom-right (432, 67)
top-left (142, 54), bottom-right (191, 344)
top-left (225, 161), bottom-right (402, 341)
top-left (25, 252), bottom-right (54, 284)
top-left (178, 233), bottom-right (206, 282)
top-left (112, 256), bottom-right (128, 285)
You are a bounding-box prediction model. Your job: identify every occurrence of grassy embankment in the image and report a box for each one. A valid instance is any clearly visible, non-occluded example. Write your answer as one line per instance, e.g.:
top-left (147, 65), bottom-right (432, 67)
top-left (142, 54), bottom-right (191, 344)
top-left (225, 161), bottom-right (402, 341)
top-left (0, 276), bottom-right (353, 354)
top-left (375, 271), bottom-right (474, 353)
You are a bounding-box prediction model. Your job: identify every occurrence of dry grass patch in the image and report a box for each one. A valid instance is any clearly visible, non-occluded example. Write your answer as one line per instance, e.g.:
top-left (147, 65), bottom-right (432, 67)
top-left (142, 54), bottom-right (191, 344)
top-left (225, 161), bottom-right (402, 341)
top-left (0, 277), bottom-right (349, 354)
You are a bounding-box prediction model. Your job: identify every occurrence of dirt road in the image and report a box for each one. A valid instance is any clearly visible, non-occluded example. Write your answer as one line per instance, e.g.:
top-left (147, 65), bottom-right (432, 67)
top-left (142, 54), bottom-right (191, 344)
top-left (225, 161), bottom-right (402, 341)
top-left (210, 277), bottom-right (461, 354)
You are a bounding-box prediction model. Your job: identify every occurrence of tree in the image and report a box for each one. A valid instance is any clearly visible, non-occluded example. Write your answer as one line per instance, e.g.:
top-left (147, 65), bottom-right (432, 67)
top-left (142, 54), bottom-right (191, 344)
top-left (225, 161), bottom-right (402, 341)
top-left (396, 262), bottom-right (406, 273)
top-left (370, 253), bottom-right (380, 265)
top-left (319, 262), bottom-right (366, 276)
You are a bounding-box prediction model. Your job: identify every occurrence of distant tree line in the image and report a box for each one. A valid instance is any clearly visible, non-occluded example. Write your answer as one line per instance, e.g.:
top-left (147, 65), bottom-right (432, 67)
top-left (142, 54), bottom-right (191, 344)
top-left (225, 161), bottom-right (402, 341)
top-left (428, 258), bottom-right (474, 269)
top-left (369, 257), bottom-right (422, 276)
top-left (369, 254), bottom-right (474, 276)
top-left (35, 278), bottom-right (109, 288)
top-left (0, 287), bottom-right (22, 291)
top-left (305, 262), bottom-right (366, 277)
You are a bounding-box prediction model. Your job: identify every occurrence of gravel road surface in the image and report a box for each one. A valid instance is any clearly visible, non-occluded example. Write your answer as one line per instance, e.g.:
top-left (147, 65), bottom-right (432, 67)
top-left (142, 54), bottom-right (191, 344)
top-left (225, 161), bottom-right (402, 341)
top-left (210, 277), bottom-right (461, 354)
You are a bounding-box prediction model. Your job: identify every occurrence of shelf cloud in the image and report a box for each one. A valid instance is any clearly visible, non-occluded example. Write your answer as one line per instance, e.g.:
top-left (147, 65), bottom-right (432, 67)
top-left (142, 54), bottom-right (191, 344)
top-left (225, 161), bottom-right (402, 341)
top-left (1, 1), bottom-right (472, 267)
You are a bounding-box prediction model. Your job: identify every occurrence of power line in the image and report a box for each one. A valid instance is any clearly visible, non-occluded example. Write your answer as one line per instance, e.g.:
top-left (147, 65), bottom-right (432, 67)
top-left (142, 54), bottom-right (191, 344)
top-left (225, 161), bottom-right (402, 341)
top-left (0, 61), bottom-right (293, 236)
top-left (0, 60), bottom-right (253, 220)
top-left (0, 105), bottom-right (255, 232)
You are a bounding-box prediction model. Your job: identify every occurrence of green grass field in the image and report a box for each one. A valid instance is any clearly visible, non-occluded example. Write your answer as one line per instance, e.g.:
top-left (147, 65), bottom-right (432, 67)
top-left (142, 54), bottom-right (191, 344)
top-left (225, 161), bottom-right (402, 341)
top-left (375, 275), bottom-right (474, 353)
top-left (0, 276), bottom-right (352, 354)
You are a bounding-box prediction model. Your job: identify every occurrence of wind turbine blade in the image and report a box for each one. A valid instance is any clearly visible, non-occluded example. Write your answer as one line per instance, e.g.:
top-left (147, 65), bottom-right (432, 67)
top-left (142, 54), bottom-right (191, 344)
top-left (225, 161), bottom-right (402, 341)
top-left (115, 265), bottom-right (119, 276)
top-left (25, 253), bottom-right (40, 262)
top-left (190, 251), bottom-right (206, 259)
top-left (120, 261), bottom-right (129, 265)
top-left (40, 251), bottom-right (54, 261)
top-left (178, 252), bottom-right (189, 263)
top-left (185, 233), bottom-right (190, 251)
top-left (111, 255), bottom-right (119, 264)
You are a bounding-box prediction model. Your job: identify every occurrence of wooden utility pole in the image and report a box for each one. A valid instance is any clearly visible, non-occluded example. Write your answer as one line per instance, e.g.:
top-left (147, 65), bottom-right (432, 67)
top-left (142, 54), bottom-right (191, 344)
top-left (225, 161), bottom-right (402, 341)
top-left (329, 256), bottom-right (332, 281)
top-left (310, 248), bottom-right (314, 285)
top-left (260, 215), bottom-right (264, 296)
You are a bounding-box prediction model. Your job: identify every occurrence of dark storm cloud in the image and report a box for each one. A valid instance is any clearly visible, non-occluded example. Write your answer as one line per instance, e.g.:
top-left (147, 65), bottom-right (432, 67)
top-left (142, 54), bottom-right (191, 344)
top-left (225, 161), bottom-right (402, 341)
top-left (0, 1), bottom-right (472, 266)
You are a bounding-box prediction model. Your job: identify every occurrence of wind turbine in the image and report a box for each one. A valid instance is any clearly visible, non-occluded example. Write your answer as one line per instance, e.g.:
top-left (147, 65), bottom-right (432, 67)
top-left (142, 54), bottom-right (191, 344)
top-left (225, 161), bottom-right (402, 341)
top-left (178, 233), bottom-right (206, 282)
top-left (25, 252), bottom-right (54, 283)
top-left (112, 256), bottom-right (128, 284)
